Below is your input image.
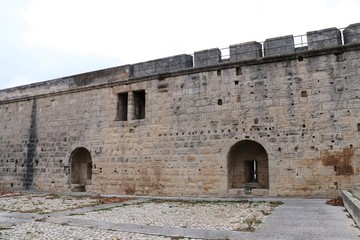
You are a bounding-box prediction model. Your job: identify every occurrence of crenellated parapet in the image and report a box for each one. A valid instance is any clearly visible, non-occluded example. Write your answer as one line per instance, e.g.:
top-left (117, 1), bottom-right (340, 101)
top-left (133, 54), bottom-right (193, 77)
top-left (230, 41), bottom-right (262, 61)
top-left (343, 22), bottom-right (360, 44)
top-left (307, 27), bottom-right (342, 50)
top-left (194, 48), bottom-right (221, 67)
top-left (1, 22), bottom-right (360, 102)
top-left (194, 22), bottom-right (360, 66)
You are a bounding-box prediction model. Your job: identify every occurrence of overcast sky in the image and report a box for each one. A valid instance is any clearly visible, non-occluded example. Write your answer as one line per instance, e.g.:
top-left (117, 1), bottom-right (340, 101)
top-left (0, 0), bottom-right (359, 90)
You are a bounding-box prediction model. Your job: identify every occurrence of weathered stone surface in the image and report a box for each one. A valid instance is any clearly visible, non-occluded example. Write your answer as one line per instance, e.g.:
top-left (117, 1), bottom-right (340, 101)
top-left (0, 65), bottom-right (132, 102)
top-left (1, 23), bottom-right (360, 198)
top-left (307, 27), bottom-right (342, 50)
top-left (264, 35), bottom-right (294, 56)
top-left (133, 55), bottom-right (193, 77)
top-left (230, 41), bottom-right (262, 61)
top-left (194, 48), bottom-right (221, 67)
top-left (343, 22), bottom-right (360, 44)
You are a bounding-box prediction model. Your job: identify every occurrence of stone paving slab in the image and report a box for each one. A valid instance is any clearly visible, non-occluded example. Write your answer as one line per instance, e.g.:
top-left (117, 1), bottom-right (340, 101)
top-left (248, 199), bottom-right (360, 240)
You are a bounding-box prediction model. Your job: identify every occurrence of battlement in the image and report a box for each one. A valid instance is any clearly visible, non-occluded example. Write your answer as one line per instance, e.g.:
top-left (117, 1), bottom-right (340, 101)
top-left (1, 22), bottom-right (360, 102)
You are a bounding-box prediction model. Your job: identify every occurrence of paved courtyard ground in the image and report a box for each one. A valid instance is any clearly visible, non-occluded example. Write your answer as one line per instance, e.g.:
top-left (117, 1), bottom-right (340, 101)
top-left (0, 192), bottom-right (359, 240)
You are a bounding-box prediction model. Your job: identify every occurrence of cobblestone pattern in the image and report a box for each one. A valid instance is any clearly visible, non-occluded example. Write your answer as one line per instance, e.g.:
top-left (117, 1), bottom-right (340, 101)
top-left (0, 194), bottom-right (276, 240)
top-left (70, 200), bottom-right (274, 231)
top-left (0, 194), bottom-right (98, 213)
top-left (0, 222), bottom-right (171, 240)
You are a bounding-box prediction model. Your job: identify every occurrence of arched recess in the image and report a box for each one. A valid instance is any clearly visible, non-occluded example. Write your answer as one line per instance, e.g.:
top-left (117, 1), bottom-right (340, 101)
top-left (228, 140), bottom-right (269, 189)
top-left (70, 147), bottom-right (92, 192)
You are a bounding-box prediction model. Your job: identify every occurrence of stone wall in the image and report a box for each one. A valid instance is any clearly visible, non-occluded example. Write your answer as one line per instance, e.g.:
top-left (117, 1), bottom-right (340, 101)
top-left (1, 23), bottom-right (360, 197)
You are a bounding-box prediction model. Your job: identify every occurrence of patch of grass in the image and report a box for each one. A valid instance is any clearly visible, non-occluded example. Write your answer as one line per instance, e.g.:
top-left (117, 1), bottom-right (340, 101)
top-left (350, 192), bottom-right (360, 202)
top-left (0, 227), bottom-right (13, 231)
top-left (23, 207), bottom-right (43, 213)
top-left (260, 209), bottom-right (272, 215)
top-left (151, 199), bottom-right (250, 206)
top-left (91, 207), bottom-right (115, 212)
top-left (68, 212), bottom-right (85, 216)
top-left (243, 216), bottom-right (261, 232)
top-left (268, 201), bottom-right (283, 207)
top-left (0, 207), bottom-right (8, 211)
top-left (33, 201), bottom-right (44, 205)
top-left (45, 194), bottom-right (61, 199)
top-left (35, 217), bottom-right (47, 222)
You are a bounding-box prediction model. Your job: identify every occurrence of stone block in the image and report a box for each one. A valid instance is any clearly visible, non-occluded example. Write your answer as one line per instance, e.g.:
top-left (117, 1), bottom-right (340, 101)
top-left (343, 22), bottom-right (360, 44)
top-left (307, 27), bottom-right (342, 50)
top-left (133, 54), bottom-right (193, 77)
top-left (230, 41), bottom-right (262, 61)
top-left (264, 35), bottom-right (294, 56)
top-left (194, 48), bottom-right (221, 67)
top-left (342, 190), bottom-right (360, 228)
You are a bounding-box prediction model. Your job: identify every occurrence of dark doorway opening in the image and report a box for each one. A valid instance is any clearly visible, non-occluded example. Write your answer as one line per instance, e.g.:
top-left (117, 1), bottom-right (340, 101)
top-left (228, 140), bottom-right (269, 189)
top-left (70, 147), bottom-right (92, 192)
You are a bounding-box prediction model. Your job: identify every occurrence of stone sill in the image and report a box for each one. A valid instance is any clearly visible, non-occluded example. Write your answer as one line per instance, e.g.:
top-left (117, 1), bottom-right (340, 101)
top-left (341, 190), bottom-right (360, 227)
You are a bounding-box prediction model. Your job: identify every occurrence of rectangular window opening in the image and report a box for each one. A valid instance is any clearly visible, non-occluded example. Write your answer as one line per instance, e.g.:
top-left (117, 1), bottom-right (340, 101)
top-left (134, 90), bottom-right (146, 119)
top-left (236, 67), bottom-right (242, 75)
top-left (117, 93), bottom-right (128, 121)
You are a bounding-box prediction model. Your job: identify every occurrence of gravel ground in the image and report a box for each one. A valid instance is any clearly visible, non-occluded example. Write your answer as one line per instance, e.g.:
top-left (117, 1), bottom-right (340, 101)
top-left (0, 222), bottom-right (172, 240)
top-left (0, 192), bottom-right (280, 240)
top-left (70, 200), bottom-right (277, 231)
top-left (0, 194), bottom-right (99, 213)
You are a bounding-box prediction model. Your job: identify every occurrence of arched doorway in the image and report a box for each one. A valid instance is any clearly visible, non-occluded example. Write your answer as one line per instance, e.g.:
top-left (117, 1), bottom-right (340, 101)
top-left (228, 140), bottom-right (269, 189)
top-left (70, 147), bottom-right (92, 192)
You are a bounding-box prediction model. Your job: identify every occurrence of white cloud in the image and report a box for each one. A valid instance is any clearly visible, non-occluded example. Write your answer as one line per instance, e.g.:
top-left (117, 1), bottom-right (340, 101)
top-left (0, 0), bottom-right (357, 89)
top-left (22, 0), bottom-right (360, 64)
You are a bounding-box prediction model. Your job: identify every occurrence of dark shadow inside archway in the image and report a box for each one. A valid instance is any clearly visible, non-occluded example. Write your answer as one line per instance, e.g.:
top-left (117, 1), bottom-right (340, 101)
top-left (228, 140), bottom-right (269, 189)
top-left (70, 147), bottom-right (92, 192)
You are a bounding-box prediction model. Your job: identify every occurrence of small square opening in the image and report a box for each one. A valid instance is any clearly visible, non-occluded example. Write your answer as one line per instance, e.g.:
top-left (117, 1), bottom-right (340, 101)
top-left (301, 90), bottom-right (308, 97)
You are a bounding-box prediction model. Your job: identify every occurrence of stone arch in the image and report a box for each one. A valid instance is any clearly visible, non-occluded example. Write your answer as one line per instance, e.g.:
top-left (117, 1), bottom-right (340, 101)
top-left (69, 147), bottom-right (92, 192)
top-left (227, 140), bottom-right (269, 189)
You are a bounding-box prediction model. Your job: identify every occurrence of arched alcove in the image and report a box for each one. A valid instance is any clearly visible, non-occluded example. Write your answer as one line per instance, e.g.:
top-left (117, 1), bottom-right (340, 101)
top-left (70, 147), bottom-right (92, 192)
top-left (228, 140), bottom-right (269, 189)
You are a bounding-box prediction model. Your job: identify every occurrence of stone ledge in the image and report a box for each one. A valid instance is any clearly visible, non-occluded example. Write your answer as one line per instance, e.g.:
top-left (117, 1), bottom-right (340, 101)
top-left (341, 190), bottom-right (360, 227)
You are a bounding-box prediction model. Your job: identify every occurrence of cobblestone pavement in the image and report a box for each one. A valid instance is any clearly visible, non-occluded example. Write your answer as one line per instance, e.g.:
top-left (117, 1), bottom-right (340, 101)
top-left (0, 192), bottom-right (277, 240)
top-left (0, 193), bottom-right (99, 213)
top-left (68, 200), bottom-right (277, 231)
top-left (0, 192), bottom-right (358, 240)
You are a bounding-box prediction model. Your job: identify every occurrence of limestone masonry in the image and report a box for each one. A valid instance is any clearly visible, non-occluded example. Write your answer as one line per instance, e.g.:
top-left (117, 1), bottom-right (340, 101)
top-left (1, 23), bottom-right (360, 197)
